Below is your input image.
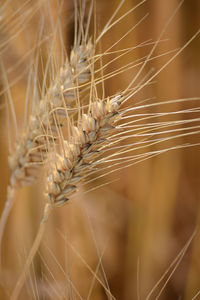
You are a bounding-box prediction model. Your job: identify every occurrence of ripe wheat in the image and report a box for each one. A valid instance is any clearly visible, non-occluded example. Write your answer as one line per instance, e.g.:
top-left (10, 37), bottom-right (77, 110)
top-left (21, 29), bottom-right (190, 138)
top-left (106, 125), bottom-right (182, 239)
top-left (1, 0), bottom-right (200, 299)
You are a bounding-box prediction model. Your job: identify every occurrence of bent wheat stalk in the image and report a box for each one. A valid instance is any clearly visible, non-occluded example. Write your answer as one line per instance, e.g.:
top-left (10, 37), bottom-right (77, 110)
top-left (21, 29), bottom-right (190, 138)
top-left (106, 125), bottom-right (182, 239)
top-left (11, 94), bottom-right (123, 299)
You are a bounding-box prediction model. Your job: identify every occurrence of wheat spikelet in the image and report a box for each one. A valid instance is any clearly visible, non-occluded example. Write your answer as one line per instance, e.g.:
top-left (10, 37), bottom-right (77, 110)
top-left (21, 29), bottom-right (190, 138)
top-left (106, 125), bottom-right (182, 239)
top-left (47, 94), bottom-right (122, 206)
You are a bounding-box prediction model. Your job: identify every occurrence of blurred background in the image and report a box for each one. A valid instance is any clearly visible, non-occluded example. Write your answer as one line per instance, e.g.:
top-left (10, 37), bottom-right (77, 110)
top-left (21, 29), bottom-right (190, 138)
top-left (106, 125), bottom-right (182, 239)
top-left (0, 0), bottom-right (200, 299)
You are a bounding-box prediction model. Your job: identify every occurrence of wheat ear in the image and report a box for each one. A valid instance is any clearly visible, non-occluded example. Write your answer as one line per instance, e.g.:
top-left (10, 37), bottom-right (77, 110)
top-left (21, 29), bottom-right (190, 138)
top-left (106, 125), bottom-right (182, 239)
top-left (9, 39), bottom-right (94, 188)
top-left (11, 94), bottom-right (123, 299)
top-left (0, 40), bottom-right (94, 256)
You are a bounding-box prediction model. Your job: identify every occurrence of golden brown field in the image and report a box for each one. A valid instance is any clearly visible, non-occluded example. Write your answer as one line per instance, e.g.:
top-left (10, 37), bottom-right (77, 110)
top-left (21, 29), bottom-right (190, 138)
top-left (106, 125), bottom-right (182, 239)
top-left (0, 0), bottom-right (200, 299)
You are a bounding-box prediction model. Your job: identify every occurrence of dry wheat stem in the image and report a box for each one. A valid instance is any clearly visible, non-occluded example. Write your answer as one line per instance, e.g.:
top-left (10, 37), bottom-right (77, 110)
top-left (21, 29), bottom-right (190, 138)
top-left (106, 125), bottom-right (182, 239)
top-left (0, 186), bottom-right (16, 266)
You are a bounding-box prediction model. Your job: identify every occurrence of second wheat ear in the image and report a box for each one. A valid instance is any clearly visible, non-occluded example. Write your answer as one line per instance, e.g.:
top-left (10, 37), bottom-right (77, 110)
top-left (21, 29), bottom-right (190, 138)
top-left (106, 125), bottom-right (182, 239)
top-left (0, 39), bottom-right (94, 255)
top-left (9, 39), bottom-right (94, 188)
top-left (11, 94), bottom-right (123, 300)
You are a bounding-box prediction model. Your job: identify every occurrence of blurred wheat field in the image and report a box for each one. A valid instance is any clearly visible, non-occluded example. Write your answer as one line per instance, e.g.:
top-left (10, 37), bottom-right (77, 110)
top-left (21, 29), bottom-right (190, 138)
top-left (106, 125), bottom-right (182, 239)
top-left (0, 0), bottom-right (200, 299)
